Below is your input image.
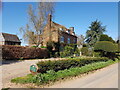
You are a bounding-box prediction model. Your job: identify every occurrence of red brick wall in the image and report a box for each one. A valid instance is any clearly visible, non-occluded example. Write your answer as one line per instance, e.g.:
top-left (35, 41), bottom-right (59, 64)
top-left (61, 32), bottom-right (77, 44)
top-left (2, 45), bottom-right (48, 60)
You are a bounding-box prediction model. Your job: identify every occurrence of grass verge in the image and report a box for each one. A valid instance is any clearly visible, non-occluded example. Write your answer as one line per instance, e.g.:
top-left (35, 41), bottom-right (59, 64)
top-left (11, 59), bottom-right (118, 85)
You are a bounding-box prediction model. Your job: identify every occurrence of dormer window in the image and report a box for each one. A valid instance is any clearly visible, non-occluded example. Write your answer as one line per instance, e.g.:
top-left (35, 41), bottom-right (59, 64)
top-left (66, 30), bottom-right (70, 34)
top-left (72, 33), bottom-right (75, 35)
top-left (59, 28), bottom-right (63, 31)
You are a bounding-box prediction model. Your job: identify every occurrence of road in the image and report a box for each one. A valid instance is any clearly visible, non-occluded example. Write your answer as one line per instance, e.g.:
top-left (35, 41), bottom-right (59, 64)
top-left (0, 60), bottom-right (118, 88)
top-left (47, 63), bottom-right (118, 88)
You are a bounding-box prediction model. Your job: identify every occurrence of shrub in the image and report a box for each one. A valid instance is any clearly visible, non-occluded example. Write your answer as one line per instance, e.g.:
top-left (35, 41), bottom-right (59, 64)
top-left (94, 41), bottom-right (118, 59)
top-left (74, 47), bottom-right (80, 56)
top-left (40, 46), bottom-right (47, 48)
top-left (99, 34), bottom-right (115, 43)
top-left (37, 57), bottom-right (109, 73)
top-left (81, 47), bottom-right (88, 56)
top-left (60, 45), bottom-right (74, 57)
top-left (46, 41), bottom-right (60, 58)
top-left (12, 60), bottom-right (116, 85)
top-left (2, 45), bottom-right (48, 60)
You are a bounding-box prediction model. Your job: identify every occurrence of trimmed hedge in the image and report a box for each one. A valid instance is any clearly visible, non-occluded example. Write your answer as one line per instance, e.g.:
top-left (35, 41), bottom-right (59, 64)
top-left (2, 45), bottom-right (48, 60)
top-left (11, 60), bottom-right (117, 85)
top-left (94, 41), bottom-right (118, 52)
top-left (37, 57), bottom-right (109, 73)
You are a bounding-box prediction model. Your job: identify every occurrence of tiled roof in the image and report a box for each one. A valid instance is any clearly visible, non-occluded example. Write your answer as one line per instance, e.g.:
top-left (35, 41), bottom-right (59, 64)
top-left (2, 33), bottom-right (21, 42)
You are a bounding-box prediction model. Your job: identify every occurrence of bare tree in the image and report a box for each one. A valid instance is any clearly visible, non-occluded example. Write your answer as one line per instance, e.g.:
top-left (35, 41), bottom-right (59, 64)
top-left (77, 35), bottom-right (85, 48)
top-left (20, 1), bottom-right (55, 47)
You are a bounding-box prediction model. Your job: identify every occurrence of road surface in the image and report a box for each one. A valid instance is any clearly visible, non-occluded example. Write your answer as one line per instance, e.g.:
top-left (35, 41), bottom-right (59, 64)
top-left (0, 58), bottom-right (65, 88)
top-left (0, 60), bottom-right (118, 88)
top-left (47, 63), bottom-right (118, 88)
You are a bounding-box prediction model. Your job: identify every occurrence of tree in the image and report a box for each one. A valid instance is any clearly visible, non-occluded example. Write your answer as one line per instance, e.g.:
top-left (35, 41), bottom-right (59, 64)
top-left (60, 45), bottom-right (74, 57)
top-left (20, 2), bottom-right (55, 47)
top-left (99, 34), bottom-right (115, 43)
top-left (85, 20), bottom-right (106, 47)
top-left (77, 35), bottom-right (85, 48)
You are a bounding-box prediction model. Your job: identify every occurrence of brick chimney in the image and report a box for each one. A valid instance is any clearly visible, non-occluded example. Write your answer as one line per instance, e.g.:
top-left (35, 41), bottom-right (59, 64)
top-left (69, 27), bottom-right (74, 35)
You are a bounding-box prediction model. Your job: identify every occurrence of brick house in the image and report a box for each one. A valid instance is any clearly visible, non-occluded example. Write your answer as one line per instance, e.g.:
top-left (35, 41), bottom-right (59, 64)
top-left (0, 33), bottom-right (21, 45)
top-left (42, 14), bottom-right (77, 48)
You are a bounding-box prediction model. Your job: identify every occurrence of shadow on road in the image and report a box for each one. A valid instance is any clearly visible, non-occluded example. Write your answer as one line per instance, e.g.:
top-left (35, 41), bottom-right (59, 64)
top-left (0, 60), bottom-right (22, 66)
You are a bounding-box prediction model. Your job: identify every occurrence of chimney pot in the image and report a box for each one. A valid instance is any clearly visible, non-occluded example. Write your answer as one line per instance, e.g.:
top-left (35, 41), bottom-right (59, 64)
top-left (69, 27), bottom-right (74, 31)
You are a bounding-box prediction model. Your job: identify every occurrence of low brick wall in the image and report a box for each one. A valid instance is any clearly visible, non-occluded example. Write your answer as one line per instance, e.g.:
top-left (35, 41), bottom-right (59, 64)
top-left (2, 45), bottom-right (48, 60)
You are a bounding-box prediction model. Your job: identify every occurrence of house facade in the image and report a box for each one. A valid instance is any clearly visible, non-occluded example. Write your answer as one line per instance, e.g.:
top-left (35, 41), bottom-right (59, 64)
top-left (0, 33), bottom-right (21, 45)
top-left (42, 14), bottom-right (77, 47)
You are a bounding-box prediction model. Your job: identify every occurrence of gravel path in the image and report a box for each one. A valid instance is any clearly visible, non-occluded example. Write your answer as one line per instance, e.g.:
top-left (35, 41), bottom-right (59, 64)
top-left (0, 58), bottom-right (64, 89)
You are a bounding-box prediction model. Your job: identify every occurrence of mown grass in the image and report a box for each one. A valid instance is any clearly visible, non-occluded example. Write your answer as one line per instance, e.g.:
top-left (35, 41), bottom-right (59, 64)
top-left (11, 59), bottom-right (118, 85)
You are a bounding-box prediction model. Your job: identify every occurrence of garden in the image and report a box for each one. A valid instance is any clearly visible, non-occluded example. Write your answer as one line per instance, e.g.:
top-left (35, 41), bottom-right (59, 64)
top-left (11, 20), bottom-right (120, 87)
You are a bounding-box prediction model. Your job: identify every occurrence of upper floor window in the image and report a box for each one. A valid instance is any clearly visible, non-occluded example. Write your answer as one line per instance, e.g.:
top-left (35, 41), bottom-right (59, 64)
top-left (60, 36), bottom-right (64, 43)
top-left (67, 38), bottom-right (70, 44)
top-left (59, 28), bottom-right (63, 31)
top-left (66, 30), bottom-right (70, 34)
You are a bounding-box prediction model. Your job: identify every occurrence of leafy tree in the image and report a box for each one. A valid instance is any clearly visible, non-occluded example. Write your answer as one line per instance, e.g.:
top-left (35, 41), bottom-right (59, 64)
top-left (99, 34), bottom-right (115, 43)
top-left (85, 20), bottom-right (106, 47)
top-left (46, 41), bottom-right (60, 57)
top-left (20, 2), bottom-right (55, 47)
top-left (94, 41), bottom-right (118, 59)
top-left (60, 45), bottom-right (74, 57)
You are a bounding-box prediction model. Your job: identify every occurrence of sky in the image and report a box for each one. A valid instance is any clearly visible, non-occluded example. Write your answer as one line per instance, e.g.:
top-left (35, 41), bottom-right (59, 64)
top-left (1, 2), bottom-right (118, 45)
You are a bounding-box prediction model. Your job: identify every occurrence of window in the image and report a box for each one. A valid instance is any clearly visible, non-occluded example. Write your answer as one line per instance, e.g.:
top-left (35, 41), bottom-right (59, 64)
top-left (74, 39), bottom-right (76, 43)
top-left (59, 28), bottom-right (63, 31)
top-left (68, 38), bottom-right (70, 44)
top-left (60, 36), bottom-right (64, 43)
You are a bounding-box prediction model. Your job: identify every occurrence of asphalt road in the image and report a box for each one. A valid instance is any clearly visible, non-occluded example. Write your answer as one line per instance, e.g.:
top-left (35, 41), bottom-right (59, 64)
top-left (48, 63), bottom-right (118, 88)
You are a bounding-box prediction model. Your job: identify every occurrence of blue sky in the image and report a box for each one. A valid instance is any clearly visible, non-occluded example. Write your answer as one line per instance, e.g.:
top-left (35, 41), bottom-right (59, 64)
top-left (1, 2), bottom-right (118, 45)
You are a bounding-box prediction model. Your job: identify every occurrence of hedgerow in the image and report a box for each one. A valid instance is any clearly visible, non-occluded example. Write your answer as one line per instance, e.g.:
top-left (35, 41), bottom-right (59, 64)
top-left (11, 59), bottom-right (117, 85)
top-left (37, 57), bottom-right (109, 73)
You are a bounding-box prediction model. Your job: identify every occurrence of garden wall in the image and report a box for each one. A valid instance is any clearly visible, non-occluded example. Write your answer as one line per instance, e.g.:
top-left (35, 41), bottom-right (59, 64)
top-left (2, 45), bottom-right (48, 60)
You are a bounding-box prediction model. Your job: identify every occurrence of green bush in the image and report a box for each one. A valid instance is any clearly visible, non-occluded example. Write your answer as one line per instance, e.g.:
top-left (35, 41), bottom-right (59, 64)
top-left (60, 45), bottom-right (74, 57)
top-left (37, 57), bottom-right (109, 73)
top-left (81, 47), bottom-right (88, 56)
top-left (94, 41), bottom-right (118, 52)
top-left (40, 46), bottom-right (47, 48)
top-left (11, 60), bottom-right (117, 85)
top-left (94, 41), bottom-right (118, 59)
top-left (94, 52), bottom-right (101, 57)
top-left (99, 34), bottom-right (115, 43)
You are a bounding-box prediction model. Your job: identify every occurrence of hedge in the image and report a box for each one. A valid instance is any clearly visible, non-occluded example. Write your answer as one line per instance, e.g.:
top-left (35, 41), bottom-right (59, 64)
top-left (37, 57), bottom-right (109, 73)
top-left (11, 60), bottom-right (117, 85)
top-left (94, 41), bottom-right (118, 52)
top-left (2, 45), bottom-right (48, 60)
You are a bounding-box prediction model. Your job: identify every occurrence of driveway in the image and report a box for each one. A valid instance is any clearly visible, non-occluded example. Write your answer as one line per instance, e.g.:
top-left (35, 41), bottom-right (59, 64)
top-left (0, 58), bottom-right (64, 88)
